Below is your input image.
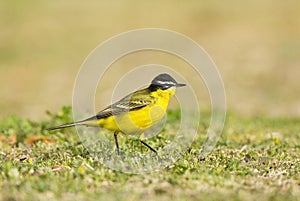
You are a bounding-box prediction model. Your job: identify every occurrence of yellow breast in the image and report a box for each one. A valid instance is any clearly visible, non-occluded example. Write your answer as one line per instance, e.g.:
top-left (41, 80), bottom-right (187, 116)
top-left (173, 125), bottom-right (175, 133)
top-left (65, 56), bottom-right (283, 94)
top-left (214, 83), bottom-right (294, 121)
top-left (97, 88), bottom-right (175, 135)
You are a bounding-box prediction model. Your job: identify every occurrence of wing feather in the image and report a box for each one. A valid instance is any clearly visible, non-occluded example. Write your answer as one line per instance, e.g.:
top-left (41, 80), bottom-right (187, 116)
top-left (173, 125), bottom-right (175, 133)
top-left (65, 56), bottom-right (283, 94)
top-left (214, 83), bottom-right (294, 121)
top-left (95, 88), bottom-right (156, 119)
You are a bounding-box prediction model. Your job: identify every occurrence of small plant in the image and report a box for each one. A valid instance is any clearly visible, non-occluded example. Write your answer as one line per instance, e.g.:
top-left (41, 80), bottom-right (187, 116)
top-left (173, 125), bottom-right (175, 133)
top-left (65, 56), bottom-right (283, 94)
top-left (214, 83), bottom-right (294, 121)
top-left (0, 107), bottom-right (299, 201)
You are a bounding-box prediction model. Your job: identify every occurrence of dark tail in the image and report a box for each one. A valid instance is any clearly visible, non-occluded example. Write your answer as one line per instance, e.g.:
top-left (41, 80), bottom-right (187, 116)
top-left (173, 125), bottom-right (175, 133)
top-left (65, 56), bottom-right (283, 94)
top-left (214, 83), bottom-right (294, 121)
top-left (47, 116), bottom-right (98, 131)
top-left (47, 121), bottom-right (85, 130)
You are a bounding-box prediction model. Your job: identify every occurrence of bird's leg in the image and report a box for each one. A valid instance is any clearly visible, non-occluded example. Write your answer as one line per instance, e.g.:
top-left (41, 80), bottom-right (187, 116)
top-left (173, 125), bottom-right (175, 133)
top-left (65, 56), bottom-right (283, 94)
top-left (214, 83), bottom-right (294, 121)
top-left (140, 133), bottom-right (157, 154)
top-left (140, 140), bottom-right (157, 154)
top-left (114, 131), bottom-right (120, 155)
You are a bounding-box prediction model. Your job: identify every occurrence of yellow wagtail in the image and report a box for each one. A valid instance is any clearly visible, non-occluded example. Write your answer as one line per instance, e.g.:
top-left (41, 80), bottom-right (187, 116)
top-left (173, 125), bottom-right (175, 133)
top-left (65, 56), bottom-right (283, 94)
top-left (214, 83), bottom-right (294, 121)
top-left (48, 73), bottom-right (186, 154)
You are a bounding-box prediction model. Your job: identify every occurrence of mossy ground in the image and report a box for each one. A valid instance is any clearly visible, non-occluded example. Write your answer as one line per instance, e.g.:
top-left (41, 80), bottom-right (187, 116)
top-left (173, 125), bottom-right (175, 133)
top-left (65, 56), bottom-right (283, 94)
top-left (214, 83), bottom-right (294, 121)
top-left (0, 106), bottom-right (299, 201)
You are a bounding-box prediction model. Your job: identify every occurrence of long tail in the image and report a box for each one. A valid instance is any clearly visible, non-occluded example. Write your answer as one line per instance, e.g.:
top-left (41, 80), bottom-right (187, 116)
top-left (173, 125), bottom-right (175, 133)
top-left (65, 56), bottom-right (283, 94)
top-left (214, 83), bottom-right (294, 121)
top-left (47, 121), bottom-right (85, 130)
top-left (47, 116), bottom-right (97, 131)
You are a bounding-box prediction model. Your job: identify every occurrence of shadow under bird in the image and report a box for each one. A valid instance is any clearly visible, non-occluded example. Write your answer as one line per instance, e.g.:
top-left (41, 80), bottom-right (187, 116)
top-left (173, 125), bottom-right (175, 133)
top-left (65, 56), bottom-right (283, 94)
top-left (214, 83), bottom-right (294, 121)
top-left (48, 73), bottom-right (186, 155)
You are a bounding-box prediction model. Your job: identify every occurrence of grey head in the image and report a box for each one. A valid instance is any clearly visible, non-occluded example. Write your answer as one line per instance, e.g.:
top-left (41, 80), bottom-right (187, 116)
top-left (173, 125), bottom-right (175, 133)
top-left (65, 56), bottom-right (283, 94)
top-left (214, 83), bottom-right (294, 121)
top-left (149, 73), bottom-right (186, 90)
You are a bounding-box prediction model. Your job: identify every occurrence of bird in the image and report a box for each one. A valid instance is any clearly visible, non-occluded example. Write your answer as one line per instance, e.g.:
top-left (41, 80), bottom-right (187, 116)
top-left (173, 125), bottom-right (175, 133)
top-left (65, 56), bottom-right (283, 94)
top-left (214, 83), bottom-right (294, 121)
top-left (48, 73), bottom-right (186, 155)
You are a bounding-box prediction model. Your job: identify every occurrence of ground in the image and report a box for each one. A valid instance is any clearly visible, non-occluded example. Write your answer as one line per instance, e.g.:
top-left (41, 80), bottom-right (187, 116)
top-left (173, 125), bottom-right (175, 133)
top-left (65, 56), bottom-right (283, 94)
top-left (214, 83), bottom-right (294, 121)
top-left (0, 107), bottom-right (299, 201)
top-left (1, 1), bottom-right (300, 200)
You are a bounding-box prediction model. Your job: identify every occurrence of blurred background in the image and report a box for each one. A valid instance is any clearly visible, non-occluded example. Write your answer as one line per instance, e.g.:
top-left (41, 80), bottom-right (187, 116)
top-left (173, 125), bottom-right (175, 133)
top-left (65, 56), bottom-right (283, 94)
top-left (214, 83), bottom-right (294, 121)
top-left (0, 0), bottom-right (299, 120)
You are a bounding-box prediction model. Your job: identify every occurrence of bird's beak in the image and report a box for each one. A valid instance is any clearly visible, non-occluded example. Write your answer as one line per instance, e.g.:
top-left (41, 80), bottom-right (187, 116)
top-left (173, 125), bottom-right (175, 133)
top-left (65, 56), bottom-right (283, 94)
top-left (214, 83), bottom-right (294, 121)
top-left (176, 83), bottom-right (186, 87)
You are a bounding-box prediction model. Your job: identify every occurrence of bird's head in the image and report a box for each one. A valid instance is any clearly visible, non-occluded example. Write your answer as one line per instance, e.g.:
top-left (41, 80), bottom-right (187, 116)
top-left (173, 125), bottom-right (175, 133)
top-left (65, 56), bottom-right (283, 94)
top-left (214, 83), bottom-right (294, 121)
top-left (149, 73), bottom-right (186, 94)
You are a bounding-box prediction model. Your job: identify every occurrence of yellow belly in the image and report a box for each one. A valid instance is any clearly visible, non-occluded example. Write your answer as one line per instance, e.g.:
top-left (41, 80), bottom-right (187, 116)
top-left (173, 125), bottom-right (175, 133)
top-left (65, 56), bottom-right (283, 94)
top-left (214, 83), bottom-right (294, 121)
top-left (97, 89), bottom-right (172, 135)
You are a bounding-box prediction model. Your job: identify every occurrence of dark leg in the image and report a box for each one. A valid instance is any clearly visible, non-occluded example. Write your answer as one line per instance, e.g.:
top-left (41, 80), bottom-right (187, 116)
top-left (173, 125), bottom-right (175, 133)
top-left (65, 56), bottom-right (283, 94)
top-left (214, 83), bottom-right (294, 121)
top-left (114, 131), bottom-right (120, 155)
top-left (140, 140), bottom-right (157, 155)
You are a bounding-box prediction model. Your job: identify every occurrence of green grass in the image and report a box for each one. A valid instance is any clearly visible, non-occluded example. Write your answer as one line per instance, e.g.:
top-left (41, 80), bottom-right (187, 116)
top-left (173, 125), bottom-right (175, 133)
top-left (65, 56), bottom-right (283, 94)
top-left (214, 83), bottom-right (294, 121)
top-left (0, 107), bottom-right (299, 201)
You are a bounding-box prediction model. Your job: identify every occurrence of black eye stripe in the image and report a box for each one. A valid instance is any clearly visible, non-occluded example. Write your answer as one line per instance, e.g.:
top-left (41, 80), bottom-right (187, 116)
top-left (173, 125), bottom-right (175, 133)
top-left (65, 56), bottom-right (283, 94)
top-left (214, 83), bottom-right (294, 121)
top-left (150, 73), bottom-right (179, 90)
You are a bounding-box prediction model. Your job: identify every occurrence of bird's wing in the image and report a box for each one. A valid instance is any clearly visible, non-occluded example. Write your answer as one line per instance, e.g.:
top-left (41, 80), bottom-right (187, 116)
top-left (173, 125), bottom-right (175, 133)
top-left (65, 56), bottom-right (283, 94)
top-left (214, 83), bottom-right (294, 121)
top-left (95, 88), bottom-right (157, 119)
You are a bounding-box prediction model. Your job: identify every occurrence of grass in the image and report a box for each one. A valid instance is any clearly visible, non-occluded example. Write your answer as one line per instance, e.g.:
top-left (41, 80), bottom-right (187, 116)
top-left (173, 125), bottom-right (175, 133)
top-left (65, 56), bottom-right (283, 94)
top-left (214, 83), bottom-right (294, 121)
top-left (0, 106), bottom-right (299, 201)
top-left (1, 1), bottom-right (299, 200)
